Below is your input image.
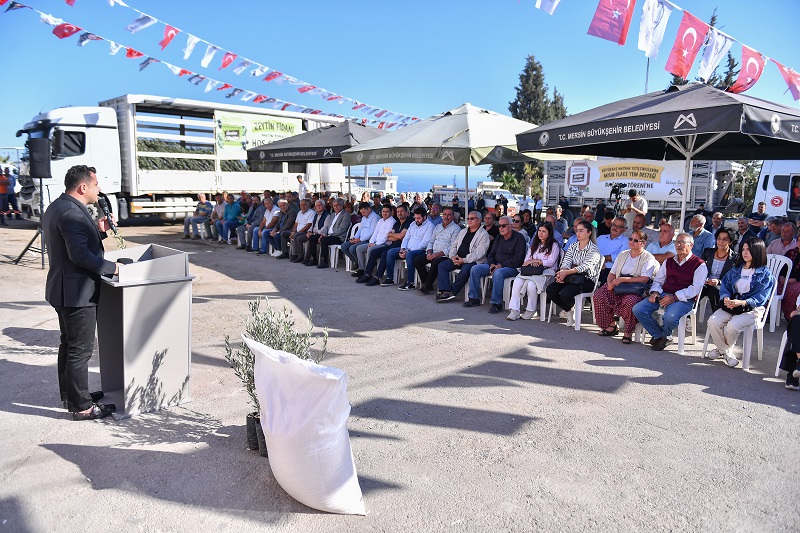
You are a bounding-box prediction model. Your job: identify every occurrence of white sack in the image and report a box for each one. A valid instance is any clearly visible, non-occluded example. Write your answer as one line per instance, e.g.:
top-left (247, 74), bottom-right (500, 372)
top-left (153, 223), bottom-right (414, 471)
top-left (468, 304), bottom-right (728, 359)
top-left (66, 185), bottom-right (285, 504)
top-left (245, 336), bottom-right (365, 515)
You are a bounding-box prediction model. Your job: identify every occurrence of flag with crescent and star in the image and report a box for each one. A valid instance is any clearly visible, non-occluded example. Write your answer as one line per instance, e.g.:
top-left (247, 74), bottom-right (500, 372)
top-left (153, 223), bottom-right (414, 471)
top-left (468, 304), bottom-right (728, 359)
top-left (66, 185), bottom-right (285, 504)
top-left (664, 11), bottom-right (708, 79)
top-left (253, 95), bottom-right (268, 104)
top-left (125, 47), bottom-right (143, 58)
top-left (728, 46), bottom-right (765, 94)
top-left (637, 0), bottom-right (673, 59)
top-left (264, 71), bottom-right (283, 82)
top-left (697, 27), bottom-right (733, 82)
top-left (159, 25), bottom-right (179, 50)
top-left (219, 52), bottom-right (237, 70)
top-left (586, 0), bottom-right (637, 46)
top-left (52, 23), bottom-right (82, 39)
top-left (771, 60), bottom-right (800, 100)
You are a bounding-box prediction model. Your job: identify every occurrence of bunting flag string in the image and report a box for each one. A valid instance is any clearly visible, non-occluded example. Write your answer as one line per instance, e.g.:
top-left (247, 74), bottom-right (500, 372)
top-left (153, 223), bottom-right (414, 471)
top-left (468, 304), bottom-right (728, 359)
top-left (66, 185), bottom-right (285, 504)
top-left (57, 0), bottom-right (419, 124)
top-left (10, 4), bottom-right (405, 129)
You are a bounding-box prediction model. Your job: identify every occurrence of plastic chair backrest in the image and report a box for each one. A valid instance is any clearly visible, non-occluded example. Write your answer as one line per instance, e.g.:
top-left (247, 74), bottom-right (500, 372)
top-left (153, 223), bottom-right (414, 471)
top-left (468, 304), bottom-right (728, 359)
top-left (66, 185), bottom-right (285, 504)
top-left (347, 223), bottom-right (360, 240)
top-left (756, 275), bottom-right (779, 329)
top-left (767, 253), bottom-right (792, 297)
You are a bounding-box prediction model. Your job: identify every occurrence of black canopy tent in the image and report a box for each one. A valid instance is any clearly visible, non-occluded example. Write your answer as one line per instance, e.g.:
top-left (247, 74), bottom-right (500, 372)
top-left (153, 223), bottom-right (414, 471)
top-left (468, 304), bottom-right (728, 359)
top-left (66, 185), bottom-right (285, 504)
top-left (247, 121), bottom-right (388, 194)
top-left (516, 83), bottom-right (800, 224)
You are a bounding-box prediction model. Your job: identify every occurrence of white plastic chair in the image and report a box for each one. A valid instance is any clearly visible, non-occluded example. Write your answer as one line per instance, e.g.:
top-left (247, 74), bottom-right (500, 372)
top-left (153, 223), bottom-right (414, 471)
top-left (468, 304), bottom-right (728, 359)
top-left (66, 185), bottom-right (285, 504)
top-left (548, 275), bottom-right (600, 331)
top-left (766, 254), bottom-right (792, 332)
top-left (481, 270), bottom-right (518, 308)
top-left (776, 330), bottom-right (787, 377)
top-left (328, 223), bottom-right (357, 269)
top-left (700, 281), bottom-right (777, 370)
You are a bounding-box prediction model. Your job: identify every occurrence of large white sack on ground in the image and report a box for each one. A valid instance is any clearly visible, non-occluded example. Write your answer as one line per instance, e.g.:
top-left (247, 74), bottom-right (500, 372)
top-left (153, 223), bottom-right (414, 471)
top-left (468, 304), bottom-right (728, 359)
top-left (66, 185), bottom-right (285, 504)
top-left (244, 336), bottom-right (366, 515)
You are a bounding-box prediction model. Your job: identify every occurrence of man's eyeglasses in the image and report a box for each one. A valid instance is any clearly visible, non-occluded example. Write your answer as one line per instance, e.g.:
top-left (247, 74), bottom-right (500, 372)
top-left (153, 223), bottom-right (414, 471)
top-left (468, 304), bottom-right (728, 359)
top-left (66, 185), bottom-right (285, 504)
top-left (467, 216), bottom-right (479, 220)
top-left (612, 224), bottom-right (626, 229)
top-left (498, 223), bottom-right (510, 228)
top-left (675, 241), bottom-right (691, 246)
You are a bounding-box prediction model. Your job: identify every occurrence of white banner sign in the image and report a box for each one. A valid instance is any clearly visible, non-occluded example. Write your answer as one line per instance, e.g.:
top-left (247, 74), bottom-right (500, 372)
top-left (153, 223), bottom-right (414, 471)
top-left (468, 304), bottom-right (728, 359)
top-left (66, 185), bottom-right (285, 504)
top-left (567, 158), bottom-right (688, 202)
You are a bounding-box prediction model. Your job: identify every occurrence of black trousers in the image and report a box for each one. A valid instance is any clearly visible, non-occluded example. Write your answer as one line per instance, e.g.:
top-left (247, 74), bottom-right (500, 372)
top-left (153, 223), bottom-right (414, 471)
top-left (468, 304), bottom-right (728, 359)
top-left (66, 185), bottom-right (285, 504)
top-left (318, 235), bottom-right (343, 264)
top-left (54, 305), bottom-right (96, 412)
top-left (780, 315), bottom-right (800, 374)
top-left (414, 254), bottom-right (448, 290)
top-left (305, 234), bottom-right (321, 262)
top-left (701, 285), bottom-right (723, 313)
top-left (546, 278), bottom-right (595, 312)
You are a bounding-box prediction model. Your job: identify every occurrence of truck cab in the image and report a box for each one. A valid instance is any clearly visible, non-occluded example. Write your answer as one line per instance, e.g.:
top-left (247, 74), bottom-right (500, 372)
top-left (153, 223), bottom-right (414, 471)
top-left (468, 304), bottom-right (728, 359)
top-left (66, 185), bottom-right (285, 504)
top-left (752, 160), bottom-right (800, 221)
top-left (16, 106), bottom-right (122, 220)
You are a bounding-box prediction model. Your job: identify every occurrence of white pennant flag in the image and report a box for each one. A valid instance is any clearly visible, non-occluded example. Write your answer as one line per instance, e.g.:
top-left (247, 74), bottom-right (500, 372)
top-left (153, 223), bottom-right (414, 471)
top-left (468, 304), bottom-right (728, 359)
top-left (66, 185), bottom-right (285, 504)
top-left (250, 65), bottom-right (268, 77)
top-left (40, 13), bottom-right (63, 26)
top-left (183, 35), bottom-right (200, 60)
top-left (240, 91), bottom-right (257, 102)
top-left (534, 0), bottom-right (561, 15)
top-left (638, 0), bottom-right (674, 59)
top-left (165, 63), bottom-right (182, 75)
top-left (109, 41), bottom-right (123, 55)
top-left (204, 79), bottom-right (220, 93)
top-left (126, 14), bottom-right (157, 34)
top-left (232, 60), bottom-right (251, 75)
top-left (697, 28), bottom-right (734, 81)
top-left (108, 0), bottom-right (129, 6)
top-left (200, 45), bottom-right (219, 68)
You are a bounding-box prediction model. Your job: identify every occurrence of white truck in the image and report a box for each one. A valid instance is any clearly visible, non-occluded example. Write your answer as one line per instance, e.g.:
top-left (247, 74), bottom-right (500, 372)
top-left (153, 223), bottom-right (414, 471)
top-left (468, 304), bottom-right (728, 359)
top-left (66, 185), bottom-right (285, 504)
top-left (15, 94), bottom-right (345, 221)
top-left (751, 160), bottom-right (800, 221)
top-left (430, 181), bottom-right (519, 216)
top-left (543, 158), bottom-right (745, 228)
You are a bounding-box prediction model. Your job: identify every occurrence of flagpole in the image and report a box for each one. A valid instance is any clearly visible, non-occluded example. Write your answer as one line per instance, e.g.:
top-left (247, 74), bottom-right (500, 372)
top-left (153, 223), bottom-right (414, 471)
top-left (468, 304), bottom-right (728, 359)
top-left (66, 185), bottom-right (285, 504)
top-left (645, 58), bottom-right (650, 93)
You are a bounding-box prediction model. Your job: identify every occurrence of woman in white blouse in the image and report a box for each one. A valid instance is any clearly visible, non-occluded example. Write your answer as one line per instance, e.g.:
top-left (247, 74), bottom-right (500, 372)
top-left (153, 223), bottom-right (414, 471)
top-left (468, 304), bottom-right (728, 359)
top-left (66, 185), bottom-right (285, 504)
top-left (593, 229), bottom-right (659, 344)
top-left (507, 222), bottom-right (560, 320)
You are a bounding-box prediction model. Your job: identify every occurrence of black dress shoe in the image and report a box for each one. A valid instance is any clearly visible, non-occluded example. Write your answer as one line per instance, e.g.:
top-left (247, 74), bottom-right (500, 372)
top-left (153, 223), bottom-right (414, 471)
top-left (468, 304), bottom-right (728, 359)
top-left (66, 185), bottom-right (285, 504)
top-left (463, 298), bottom-right (481, 308)
top-left (356, 274), bottom-right (371, 283)
top-left (365, 277), bottom-right (380, 286)
top-left (651, 337), bottom-right (669, 351)
top-left (276, 253), bottom-right (289, 259)
top-left (72, 403), bottom-right (115, 421)
top-left (351, 269), bottom-right (364, 278)
top-left (488, 304), bottom-right (502, 314)
top-left (317, 261), bottom-right (329, 269)
top-left (90, 391), bottom-right (104, 403)
top-left (304, 260), bottom-right (317, 267)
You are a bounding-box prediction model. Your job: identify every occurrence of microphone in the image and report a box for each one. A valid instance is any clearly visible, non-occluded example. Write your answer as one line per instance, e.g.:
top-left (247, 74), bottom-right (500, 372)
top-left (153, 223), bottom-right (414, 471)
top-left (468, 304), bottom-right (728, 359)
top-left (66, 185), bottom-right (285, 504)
top-left (97, 196), bottom-right (118, 235)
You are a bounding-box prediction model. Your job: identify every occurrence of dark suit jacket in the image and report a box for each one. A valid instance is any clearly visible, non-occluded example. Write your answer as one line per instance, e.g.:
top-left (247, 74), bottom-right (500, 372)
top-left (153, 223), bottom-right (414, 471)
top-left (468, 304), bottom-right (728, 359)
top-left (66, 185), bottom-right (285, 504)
top-left (43, 193), bottom-right (116, 307)
top-left (701, 247), bottom-right (737, 281)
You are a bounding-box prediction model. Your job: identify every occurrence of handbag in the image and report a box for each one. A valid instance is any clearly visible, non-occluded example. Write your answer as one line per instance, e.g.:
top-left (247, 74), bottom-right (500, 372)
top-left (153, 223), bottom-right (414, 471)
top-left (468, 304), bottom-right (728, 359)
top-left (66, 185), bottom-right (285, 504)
top-left (564, 273), bottom-right (587, 285)
top-left (613, 281), bottom-right (651, 296)
top-left (726, 293), bottom-right (752, 315)
top-left (520, 265), bottom-right (544, 276)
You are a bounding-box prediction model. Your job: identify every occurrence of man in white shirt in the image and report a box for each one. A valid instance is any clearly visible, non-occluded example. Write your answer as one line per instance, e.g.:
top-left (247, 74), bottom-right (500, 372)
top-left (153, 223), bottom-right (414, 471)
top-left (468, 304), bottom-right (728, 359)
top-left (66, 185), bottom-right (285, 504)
top-left (289, 199), bottom-right (315, 262)
top-left (297, 175), bottom-right (308, 199)
top-left (205, 194), bottom-right (225, 241)
top-left (355, 206), bottom-right (395, 280)
top-left (623, 189), bottom-right (648, 229)
top-left (255, 198), bottom-right (282, 255)
top-left (766, 222), bottom-right (798, 255)
top-left (646, 223), bottom-right (677, 263)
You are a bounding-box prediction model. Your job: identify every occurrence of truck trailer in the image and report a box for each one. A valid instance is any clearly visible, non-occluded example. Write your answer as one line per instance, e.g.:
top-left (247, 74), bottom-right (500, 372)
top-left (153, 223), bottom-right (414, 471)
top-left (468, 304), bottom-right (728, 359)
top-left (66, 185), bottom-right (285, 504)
top-left (15, 94), bottom-right (345, 221)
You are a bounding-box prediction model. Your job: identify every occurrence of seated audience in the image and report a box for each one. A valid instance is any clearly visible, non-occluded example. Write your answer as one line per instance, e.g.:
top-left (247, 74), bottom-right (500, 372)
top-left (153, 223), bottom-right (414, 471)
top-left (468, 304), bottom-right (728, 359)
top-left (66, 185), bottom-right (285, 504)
top-left (766, 222), bottom-right (798, 255)
top-left (435, 211), bottom-right (491, 301)
top-left (689, 214), bottom-right (715, 257)
top-left (646, 223), bottom-right (676, 263)
top-left (734, 216), bottom-right (757, 254)
top-left (383, 207), bottom-right (434, 287)
top-left (342, 202), bottom-right (380, 275)
top-left (355, 205), bottom-right (396, 282)
top-left (596, 216), bottom-right (628, 285)
top-left (315, 199), bottom-right (351, 268)
top-left (364, 205), bottom-right (412, 285)
top-left (506, 222), bottom-right (560, 320)
top-left (183, 193), bottom-right (213, 239)
top-left (215, 193), bottom-right (243, 245)
top-left (255, 198), bottom-right (281, 256)
top-left (236, 195), bottom-right (264, 252)
top-left (405, 207), bottom-right (459, 290)
top-left (778, 293), bottom-right (800, 390)
top-left (700, 228), bottom-right (738, 313)
top-left (299, 200), bottom-right (329, 265)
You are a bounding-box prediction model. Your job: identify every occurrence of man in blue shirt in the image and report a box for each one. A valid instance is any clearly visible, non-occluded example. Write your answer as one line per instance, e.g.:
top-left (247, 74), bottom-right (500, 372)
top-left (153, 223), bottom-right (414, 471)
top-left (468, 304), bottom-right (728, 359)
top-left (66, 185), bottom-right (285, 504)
top-left (689, 214), bottom-right (715, 257)
top-left (596, 216), bottom-right (628, 285)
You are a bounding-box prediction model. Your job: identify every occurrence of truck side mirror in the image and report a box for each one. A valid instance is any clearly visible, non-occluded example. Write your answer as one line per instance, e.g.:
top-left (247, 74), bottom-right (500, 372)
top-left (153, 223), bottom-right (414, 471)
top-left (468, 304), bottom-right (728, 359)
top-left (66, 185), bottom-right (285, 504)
top-left (52, 129), bottom-right (65, 159)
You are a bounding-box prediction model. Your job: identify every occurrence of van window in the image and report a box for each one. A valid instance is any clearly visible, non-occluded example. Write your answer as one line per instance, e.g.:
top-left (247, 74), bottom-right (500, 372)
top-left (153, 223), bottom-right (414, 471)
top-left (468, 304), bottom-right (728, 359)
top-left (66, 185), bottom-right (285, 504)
top-left (287, 162), bottom-right (307, 174)
top-left (61, 131), bottom-right (86, 157)
top-left (790, 175), bottom-right (800, 212)
top-left (773, 174), bottom-right (790, 192)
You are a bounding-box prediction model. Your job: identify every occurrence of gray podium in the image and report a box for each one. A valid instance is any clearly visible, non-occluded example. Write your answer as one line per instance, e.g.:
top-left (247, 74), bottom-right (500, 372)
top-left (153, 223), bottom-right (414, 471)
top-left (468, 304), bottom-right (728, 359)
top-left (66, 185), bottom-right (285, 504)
top-left (97, 244), bottom-right (194, 419)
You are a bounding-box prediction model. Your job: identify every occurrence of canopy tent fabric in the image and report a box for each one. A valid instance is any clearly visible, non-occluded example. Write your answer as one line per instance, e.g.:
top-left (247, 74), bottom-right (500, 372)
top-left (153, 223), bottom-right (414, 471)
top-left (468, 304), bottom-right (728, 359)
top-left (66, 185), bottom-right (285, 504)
top-left (515, 83), bottom-right (800, 224)
top-left (246, 121), bottom-right (388, 166)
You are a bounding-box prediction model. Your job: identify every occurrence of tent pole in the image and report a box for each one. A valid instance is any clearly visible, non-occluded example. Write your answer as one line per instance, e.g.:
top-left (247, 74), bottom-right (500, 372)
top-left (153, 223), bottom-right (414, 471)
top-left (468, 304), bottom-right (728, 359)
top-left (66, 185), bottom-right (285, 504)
top-left (347, 166), bottom-right (352, 198)
top-left (465, 166), bottom-right (469, 222)
top-left (678, 135), bottom-right (697, 231)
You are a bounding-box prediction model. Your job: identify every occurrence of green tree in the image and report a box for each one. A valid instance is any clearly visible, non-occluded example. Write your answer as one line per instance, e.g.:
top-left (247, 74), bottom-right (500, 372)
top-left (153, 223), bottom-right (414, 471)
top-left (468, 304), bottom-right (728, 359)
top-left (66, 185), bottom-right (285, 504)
top-left (490, 55), bottom-right (567, 195)
top-left (736, 159), bottom-right (762, 212)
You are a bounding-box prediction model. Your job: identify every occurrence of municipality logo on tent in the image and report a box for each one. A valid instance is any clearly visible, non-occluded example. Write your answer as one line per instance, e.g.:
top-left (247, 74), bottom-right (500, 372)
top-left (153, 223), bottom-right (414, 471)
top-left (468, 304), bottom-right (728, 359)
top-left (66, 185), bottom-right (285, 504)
top-left (539, 132), bottom-right (550, 146)
top-left (673, 113), bottom-right (697, 131)
top-left (324, 148), bottom-right (334, 156)
top-left (441, 151), bottom-right (455, 161)
top-left (771, 114), bottom-right (781, 134)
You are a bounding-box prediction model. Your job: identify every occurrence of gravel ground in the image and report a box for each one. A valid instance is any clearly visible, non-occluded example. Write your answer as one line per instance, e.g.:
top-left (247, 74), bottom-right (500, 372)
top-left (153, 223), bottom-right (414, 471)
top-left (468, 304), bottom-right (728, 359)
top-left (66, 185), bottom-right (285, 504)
top-left (0, 220), bottom-right (798, 532)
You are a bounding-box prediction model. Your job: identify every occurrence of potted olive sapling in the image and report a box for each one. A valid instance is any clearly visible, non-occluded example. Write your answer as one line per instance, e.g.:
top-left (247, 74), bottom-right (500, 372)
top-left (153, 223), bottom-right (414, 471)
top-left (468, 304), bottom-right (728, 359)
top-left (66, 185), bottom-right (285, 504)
top-left (224, 298), bottom-right (328, 457)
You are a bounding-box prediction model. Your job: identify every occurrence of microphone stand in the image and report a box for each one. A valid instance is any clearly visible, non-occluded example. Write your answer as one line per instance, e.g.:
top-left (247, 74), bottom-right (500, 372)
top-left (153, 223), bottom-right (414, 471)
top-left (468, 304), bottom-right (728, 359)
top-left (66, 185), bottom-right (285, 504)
top-left (13, 175), bottom-right (46, 269)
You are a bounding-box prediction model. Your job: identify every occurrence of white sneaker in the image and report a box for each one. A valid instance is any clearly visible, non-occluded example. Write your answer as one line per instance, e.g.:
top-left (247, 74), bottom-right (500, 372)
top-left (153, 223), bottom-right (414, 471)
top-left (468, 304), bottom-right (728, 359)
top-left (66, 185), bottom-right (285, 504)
top-left (506, 310), bottom-right (520, 321)
top-left (272, 250), bottom-right (282, 257)
top-left (724, 351), bottom-right (740, 368)
top-left (226, 239), bottom-right (233, 245)
top-left (520, 309), bottom-right (537, 320)
top-left (685, 321), bottom-right (692, 333)
top-left (705, 348), bottom-right (721, 360)
top-left (558, 310), bottom-right (569, 319)
top-left (565, 313), bottom-right (575, 327)
top-left (793, 368), bottom-right (800, 379)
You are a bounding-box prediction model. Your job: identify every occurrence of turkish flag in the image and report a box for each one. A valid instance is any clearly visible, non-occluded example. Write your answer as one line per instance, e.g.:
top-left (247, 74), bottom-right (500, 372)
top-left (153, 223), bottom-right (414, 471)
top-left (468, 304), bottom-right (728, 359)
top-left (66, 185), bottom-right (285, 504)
top-left (178, 69), bottom-right (192, 77)
top-left (159, 25), bottom-right (179, 50)
top-left (664, 11), bottom-right (708, 79)
top-left (253, 95), bottom-right (268, 104)
top-left (216, 83), bottom-right (233, 91)
top-left (126, 48), bottom-right (144, 59)
top-left (52, 23), bottom-right (81, 39)
top-left (297, 85), bottom-right (316, 93)
top-left (65, 0), bottom-right (76, 5)
top-left (219, 52), bottom-right (237, 70)
top-left (773, 59), bottom-right (800, 101)
top-left (728, 46), bottom-right (765, 94)
top-left (586, 0), bottom-right (637, 45)
top-left (263, 71), bottom-right (282, 82)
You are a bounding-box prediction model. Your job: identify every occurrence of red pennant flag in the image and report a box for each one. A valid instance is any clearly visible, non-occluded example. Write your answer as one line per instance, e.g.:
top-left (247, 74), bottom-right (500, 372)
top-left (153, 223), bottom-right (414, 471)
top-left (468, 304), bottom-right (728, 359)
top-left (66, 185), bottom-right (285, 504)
top-left (65, 0), bottom-right (75, 5)
top-left (126, 48), bottom-right (144, 59)
top-left (773, 59), bottom-right (800, 101)
top-left (0, 0), bottom-right (10, 5)
top-left (664, 12), bottom-right (709, 79)
top-left (586, 0), bottom-right (637, 45)
top-left (263, 71), bottom-right (282, 82)
top-left (327, 95), bottom-right (343, 102)
top-left (728, 46), bottom-right (765, 94)
top-left (219, 52), bottom-right (237, 70)
top-left (253, 95), bottom-right (268, 104)
top-left (216, 83), bottom-right (233, 91)
top-left (281, 103), bottom-right (292, 111)
top-left (52, 23), bottom-right (82, 39)
top-left (352, 103), bottom-right (366, 111)
top-left (159, 25), bottom-right (179, 50)
top-left (309, 110), bottom-right (322, 115)
top-left (178, 69), bottom-right (192, 77)
top-left (298, 85), bottom-right (316, 94)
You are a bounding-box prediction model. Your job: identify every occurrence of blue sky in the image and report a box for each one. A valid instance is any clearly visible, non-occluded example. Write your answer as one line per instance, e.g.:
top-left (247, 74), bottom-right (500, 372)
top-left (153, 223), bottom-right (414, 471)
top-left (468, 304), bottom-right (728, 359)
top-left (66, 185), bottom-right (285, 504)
top-left (1, 0), bottom-right (798, 192)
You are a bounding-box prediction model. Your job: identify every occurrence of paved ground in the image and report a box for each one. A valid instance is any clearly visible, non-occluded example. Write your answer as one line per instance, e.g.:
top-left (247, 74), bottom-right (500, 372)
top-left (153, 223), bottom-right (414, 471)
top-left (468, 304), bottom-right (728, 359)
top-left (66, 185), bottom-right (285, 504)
top-left (0, 219), bottom-right (798, 532)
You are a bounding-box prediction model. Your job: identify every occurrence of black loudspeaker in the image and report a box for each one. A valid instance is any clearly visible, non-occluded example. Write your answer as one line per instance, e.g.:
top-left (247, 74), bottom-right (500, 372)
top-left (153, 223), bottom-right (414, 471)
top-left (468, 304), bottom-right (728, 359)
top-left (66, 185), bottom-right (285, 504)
top-left (28, 138), bottom-right (52, 178)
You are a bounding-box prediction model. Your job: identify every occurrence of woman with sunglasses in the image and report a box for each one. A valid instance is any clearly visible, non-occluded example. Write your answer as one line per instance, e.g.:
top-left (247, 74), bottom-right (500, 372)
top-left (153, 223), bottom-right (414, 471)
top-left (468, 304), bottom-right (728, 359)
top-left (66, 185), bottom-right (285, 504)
top-left (705, 238), bottom-right (775, 368)
top-left (545, 219), bottom-right (602, 327)
top-left (593, 229), bottom-right (659, 343)
top-left (511, 215), bottom-right (531, 247)
top-left (507, 222), bottom-right (559, 320)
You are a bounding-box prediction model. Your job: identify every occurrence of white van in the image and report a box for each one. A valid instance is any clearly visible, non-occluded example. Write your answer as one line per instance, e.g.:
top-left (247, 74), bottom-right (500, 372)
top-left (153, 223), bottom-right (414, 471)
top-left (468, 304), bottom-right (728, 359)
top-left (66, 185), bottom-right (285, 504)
top-left (752, 161), bottom-right (800, 220)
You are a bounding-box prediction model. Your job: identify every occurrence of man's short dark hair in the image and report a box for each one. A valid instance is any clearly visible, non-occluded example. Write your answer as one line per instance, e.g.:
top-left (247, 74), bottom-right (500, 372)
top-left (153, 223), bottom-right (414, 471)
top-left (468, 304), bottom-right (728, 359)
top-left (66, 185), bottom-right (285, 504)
top-left (628, 189), bottom-right (637, 197)
top-left (603, 211), bottom-right (615, 221)
top-left (413, 207), bottom-right (427, 217)
top-left (64, 165), bottom-right (94, 192)
top-left (358, 201), bottom-right (371, 210)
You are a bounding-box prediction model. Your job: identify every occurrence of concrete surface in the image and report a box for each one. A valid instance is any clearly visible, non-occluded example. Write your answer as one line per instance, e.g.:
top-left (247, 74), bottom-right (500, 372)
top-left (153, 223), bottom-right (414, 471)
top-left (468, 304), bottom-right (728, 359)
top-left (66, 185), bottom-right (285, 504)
top-left (0, 220), bottom-right (798, 532)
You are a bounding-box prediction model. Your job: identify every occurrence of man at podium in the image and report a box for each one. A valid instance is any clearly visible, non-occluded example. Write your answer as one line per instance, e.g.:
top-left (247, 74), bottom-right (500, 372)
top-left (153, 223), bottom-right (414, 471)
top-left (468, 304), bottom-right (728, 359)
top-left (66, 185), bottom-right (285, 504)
top-left (43, 165), bottom-right (120, 420)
